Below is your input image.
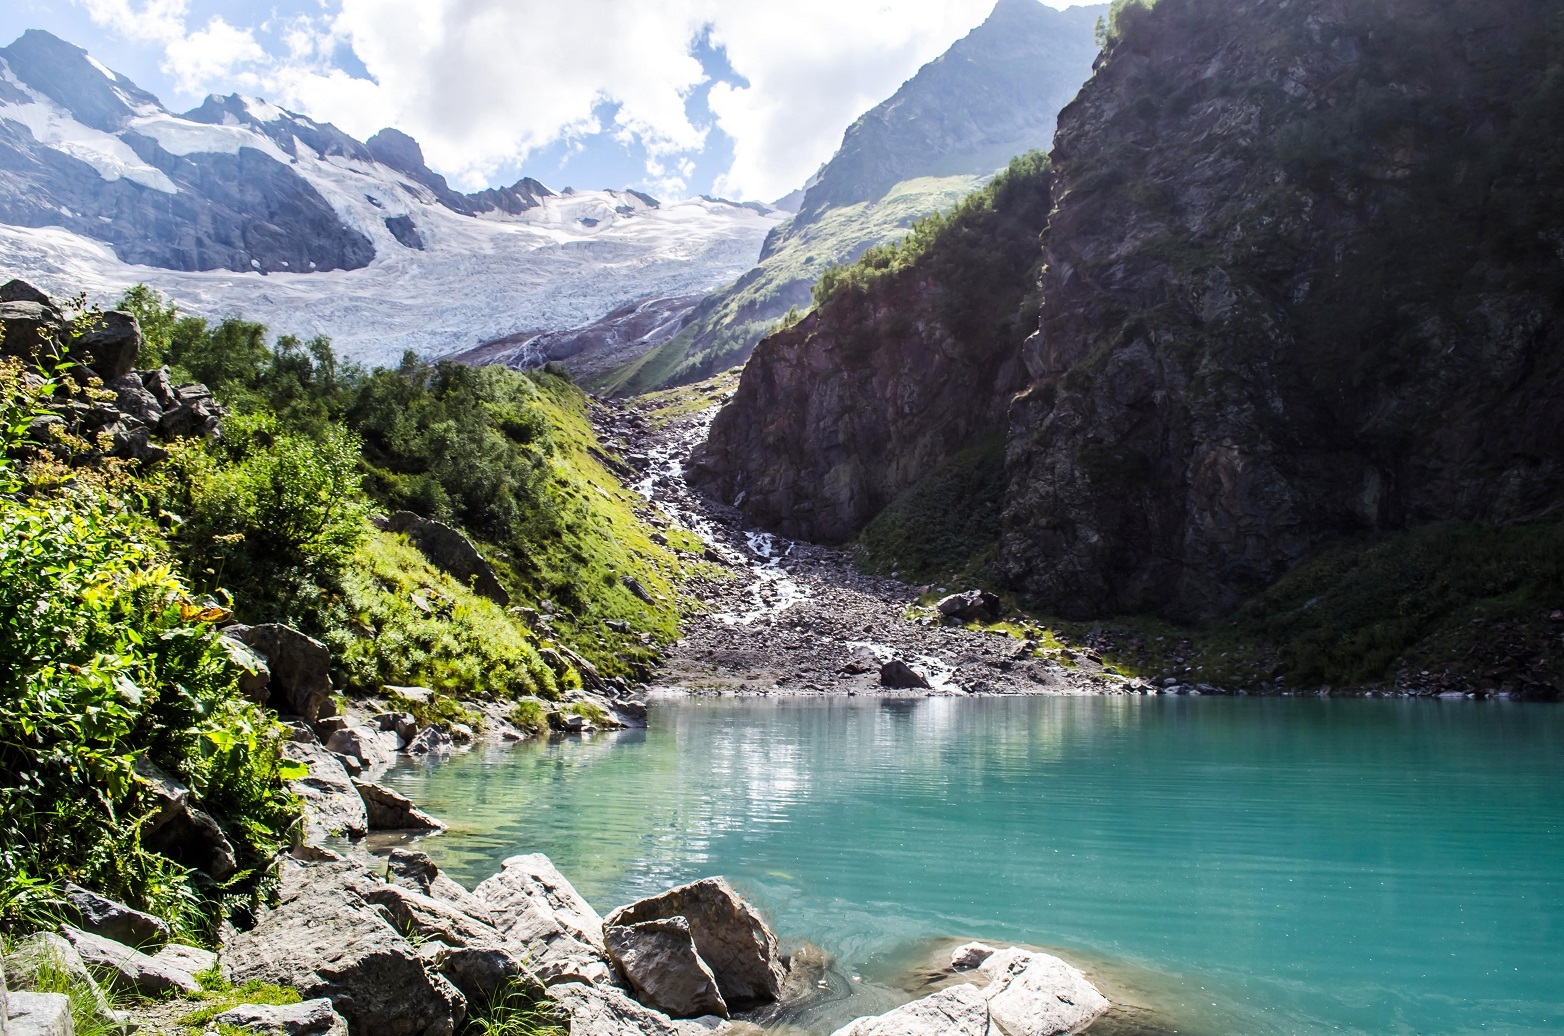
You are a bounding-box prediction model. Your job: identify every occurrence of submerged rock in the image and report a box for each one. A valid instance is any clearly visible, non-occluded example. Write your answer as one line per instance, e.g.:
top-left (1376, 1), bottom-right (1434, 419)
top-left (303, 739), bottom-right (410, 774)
top-left (978, 946), bottom-right (1109, 1036)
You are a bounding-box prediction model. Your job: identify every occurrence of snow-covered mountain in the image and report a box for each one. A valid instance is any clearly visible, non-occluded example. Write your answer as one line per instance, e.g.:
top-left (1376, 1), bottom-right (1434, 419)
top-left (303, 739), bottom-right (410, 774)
top-left (0, 30), bottom-right (783, 366)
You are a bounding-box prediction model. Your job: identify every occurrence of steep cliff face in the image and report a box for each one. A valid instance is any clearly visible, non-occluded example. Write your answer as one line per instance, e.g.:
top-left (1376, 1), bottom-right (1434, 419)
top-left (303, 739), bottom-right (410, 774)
top-left (1001, 0), bottom-right (1564, 620)
top-left (695, 155), bottom-right (1051, 542)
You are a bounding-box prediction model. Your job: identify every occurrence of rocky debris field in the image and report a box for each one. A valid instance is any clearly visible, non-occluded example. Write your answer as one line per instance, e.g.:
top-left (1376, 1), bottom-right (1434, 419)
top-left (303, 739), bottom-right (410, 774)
top-left (592, 391), bottom-right (1139, 699)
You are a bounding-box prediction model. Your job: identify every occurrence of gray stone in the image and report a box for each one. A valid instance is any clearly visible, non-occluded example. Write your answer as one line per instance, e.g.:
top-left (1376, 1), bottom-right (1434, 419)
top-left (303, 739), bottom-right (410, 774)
top-left (605, 878), bottom-right (784, 1010)
top-left (549, 982), bottom-right (690, 1036)
top-left (935, 591), bottom-right (1001, 623)
top-left (605, 917), bottom-right (727, 1019)
top-left (828, 984), bottom-right (991, 1036)
top-left (430, 945), bottom-right (533, 1007)
top-left (149, 942), bottom-right (217, 980)
top-left (2, 932), bottom-right (118, 1027)
top-left (977, 947), bottom-right (1109, 1036)
top-left (224, 863), bottom-right (466, 1036)
top-left (354, 780), bottom-right (445, 832)
top-left (534, 955), bottom-right (621, 990)
top-left (386, 512), bottom-right (508, 605)
top-left (71, 311), bottom-right (140, 380)
top-left (5, 991), bottom-right (73, 1036)
top-left (358, 884), bottom-right (500, 949)
top-left (879, 660), bottom-right (930, 690)
top-left (214, 998), bottom-right (349, 1036)
top-left (59, 926), bottom-right (202, 995)
top-left (107, 372), bottom-right (162, 426)
top-left (282, 741), bottom-right (368, 841)
top-left (219, 635), bottom-right (272, 706)
top-left (327, 723), bottom-right (394, 773)
top-left (226, 624), bottom-right (336, 721)
top-left (62, 884), bottom-right (168, 949)
top-left (405, 726), bottom-right (453, 757)
top-left (385, 850), bottom-right (494, 926)
top-left (472, 854), bottom-right (608, 969)
top-left (139, 368), bottom-right (177, 410)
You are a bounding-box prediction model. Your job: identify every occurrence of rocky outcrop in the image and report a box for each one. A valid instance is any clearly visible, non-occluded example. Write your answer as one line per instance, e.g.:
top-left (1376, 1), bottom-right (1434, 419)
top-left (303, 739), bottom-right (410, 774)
top-left (605, 917), bottom-right (728, 1019)
top-left (61, 885), bottom-right (167, 949)
top-left (281, 742), bottom-right (369, 841)
top-left (472, 854), bottom-right (608, 969)
top-left (386, 850), bottom-right (495, 926)
top-left (215, 999), bottom-right (349, 1036)
top-left (227, 625), bottom-right (337, 721)
top-left (386, 512), bottom-right (509, 605)
top-left (605, 878), bottom-right (785, 1011)
top-left (4, 991), bottom-right (73, 1036)
top-left (1000, 0), bottom-right (1564, 619)
top-left (879, 660), bottom-right (930, 690)
top-left (354, 780), bottom-right (445, 832)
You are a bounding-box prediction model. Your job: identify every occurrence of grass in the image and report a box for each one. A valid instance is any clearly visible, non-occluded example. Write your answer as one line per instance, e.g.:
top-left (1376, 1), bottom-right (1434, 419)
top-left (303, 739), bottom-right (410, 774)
top-left (633, 371), bottom-right (742, 429)
top-left (597, 174), bottom-right (988, 396)
top-left (507, 699), bottom-right (550, 734)
top-left (7, 937), bottom-right (130, 1036)
top-left (178, 977), bottom-right (302, 1030)
top-left (565, 702), bottom-right (611, 727)
top-left (466, 980), bottom-right (569, 1036)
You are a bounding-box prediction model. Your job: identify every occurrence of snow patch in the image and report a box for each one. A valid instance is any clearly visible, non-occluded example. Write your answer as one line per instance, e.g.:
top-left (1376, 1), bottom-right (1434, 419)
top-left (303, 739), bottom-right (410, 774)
top-left (0, 97), bottom-right (176, 193)
top-left (128, 112), bottom-right (291, 162)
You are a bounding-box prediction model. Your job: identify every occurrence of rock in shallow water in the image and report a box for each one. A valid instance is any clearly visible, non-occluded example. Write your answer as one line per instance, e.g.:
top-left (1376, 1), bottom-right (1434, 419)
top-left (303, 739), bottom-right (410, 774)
top-left (605, 917), bottom-right (728, 1019)
top-left (830, 984), bottom-right (992, 1036)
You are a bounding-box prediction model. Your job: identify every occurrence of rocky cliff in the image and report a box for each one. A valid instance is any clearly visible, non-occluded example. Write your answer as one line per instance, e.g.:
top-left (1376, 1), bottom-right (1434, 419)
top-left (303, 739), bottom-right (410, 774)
top-left (1003, 0), bottom-right (1564, 619)
top-left (694, 154), bottom-right (1051, 543)
top-left (705, 0), bottom-right (1564, 624)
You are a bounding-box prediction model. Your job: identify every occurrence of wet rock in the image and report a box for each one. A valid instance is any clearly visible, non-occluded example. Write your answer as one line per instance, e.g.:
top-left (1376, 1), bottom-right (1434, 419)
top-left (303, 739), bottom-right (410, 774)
top-left (59, 926), bottom-right (202, 995)
top-left (948, 942), bottom-right (994, 971)
top-left (935, 591), bottom-right (1001, 623)
top-left (226, 624), bottom-right (336, 721)
top-left (879, 660), bottom-right (930, 690)
top-left (978, 947), bottom-right (1110, 1036)
top-left (386, 511), bottom-right (509, 605)
top-left (605, 917), bottom-right (728, 1019)
top-left (473, 854), bottom-right (608, 969)
top-left (281, 742), bottom-right (368, 841)
top-left (215, 998), bottom-right (349, 1036)
top-left (829, 984), bottom-right (992, 1036)
top-left (62, 884), bottom-right (168, 949)
top-left (605, 877), bottom-right (784, 1010)
top-left (225, 862), bottom-right (466, 1036)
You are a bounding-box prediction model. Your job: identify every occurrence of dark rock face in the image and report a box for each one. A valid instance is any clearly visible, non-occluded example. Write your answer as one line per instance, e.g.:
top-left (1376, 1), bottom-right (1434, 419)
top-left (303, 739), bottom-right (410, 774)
top-left (386, 511), bottom-right (509, 604)
top-left (1001, 0), bottom-right (1564, 620)
top-left (226, 624), bottom-right (337, 720)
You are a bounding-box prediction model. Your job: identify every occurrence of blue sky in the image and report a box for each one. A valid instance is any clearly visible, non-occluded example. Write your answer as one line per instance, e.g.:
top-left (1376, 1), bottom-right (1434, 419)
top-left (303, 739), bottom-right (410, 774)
top-left (0, 0), bottom-right (1074, 201)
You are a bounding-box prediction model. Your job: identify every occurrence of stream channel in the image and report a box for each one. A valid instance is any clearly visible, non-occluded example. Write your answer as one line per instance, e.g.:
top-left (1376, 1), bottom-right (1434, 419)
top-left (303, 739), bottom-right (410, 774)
top-left (380, 695), bottom-right (1564, 1036)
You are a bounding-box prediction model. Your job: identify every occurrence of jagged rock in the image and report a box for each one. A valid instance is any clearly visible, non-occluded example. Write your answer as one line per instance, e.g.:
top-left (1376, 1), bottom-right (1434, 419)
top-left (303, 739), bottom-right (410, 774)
top-left (948, 942), bottom-right (994, 971)
top-left (59, 926), bottom-right (201, 995)
top-left (5, 991), bottom-right (73, 1036)
top-left (327, 723), bottom-right (395, 773)
top-left (218, 635), bottom-right (272, 705)
top-left (829, 984), bottom-right (992, 1036)
top-left (977, 947), bottom-right (1109, 1036)
top-left (2, 931), bottom-right (121, 1026)
top-left (0, 279), bottom-right (51, 305)
top-left (375, 711), bottom-right (419, 743)
top-left (129, 758), bottom-right (237, 880)
top-left (605, 878), bottom-right (784, 1010)
top-left (215, 999), bottom-right (348, 1036)
top-left (386, 850), bottom-right (495, 925)
top-left (108, 425), bottom-right (166, 465)
top-left (879, 660), bottom-right (930, 690)
top-left (385, 685), bottom-right (433, 704)
top-left (226, 624), bottom-right (336, 721)
top-left (605, 917), bottom-right (728, 1019)
top-left (534, 955), bottom-right (621, 989)
top-left (150, 942), bottom-right (217, 979)
top-left (358, 884), bottom-right (500, 949)
top-left (548, 981), bottom-right (692, 1036)
top-left (429, 945), bottom-right (532, 1006)
top-left (405, 726), bottom-right (454, 757)
top-left (623, 576), bottom-right (655, 605)
top-left (282, 741), bottom-right (368, 841)
top-left (225, 862), bottom-right (466, 1036)
top-left (71, 311), bottom-right (140, 380)
top-left (156, 384), bottom-right (224, 438)
top-left (61, 885), bottom-right (168, 949)
top-left (355, 780), bottom-right (445, 832)
top-left (0, 300), bottom-right (64, 367)
top-left (935, 591), bottom-right (1000, 623)
top-left (472, 854), bottom-right (608, 969)
top-left (108, 372), bottom-right (162, 425)
top-left (386, 511), bottom-right (508, 604)
top-left (140, 368), bottom-right (177, 410)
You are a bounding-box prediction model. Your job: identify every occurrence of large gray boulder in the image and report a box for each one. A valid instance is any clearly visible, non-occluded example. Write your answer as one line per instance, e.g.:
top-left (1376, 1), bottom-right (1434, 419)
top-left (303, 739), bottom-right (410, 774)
top-left (4, 991), bottom-right (73, 1036)
top-left (829, 984), bottom-right (992, 1036)
top-left (548, 981), bottom-right (694, 1036)
top-left (226, 624), bottom-right (336, 720)
top-left (605, 878), bottom-right (784, 1010)
top-left (326, 723), bottom-right (396, 773)
top-left (425, 945), bottom-right (531, 1007)
top-left (354, 780), bottom-right (445, 832)
top-left (62, 884), bottom-right (168, 948)
top-left (977, 946), bottom-right (1109, 1036)
top-left (3, 932), bottom-right (120, 1027)
top-left (386, 512), bottom-right (509, 605)
top-left (215, 998), bottom-right (349, 1036)
top-left (604, 917), bottom-right (727, 1020)
top-left (281, 742), bottom-right (368, 841)
top-left (71, 311), bottom-right (140, 380)
top-left (58, 926), bottom-right (202, 995)
top-left (0, 300), bottom-right (64, 367)
top-left (358, 884), bottom-right (501, 949)
top-left (473, 854), bottom-right (608, 968)
top-left (224, 863), bottom-right (466, 1036)
top-left (385, 850), bottom-right (494, 926)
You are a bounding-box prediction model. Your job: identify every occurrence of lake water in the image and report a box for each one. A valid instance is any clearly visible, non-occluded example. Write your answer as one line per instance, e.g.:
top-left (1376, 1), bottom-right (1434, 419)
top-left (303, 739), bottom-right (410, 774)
top-left (379, 696), bottom-right (1564, 1035)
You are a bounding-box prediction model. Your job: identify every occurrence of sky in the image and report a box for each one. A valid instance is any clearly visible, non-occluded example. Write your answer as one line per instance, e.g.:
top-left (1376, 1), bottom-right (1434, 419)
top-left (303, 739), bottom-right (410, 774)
top-left (0, 0), bottom-right (1080, 203)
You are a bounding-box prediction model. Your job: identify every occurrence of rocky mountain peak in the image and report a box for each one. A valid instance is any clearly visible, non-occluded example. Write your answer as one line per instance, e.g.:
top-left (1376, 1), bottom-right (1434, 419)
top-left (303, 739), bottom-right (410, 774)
top-left (0, 29), bottom-right (158, 132)
top-left (365, 127), bottom-right (429, 175)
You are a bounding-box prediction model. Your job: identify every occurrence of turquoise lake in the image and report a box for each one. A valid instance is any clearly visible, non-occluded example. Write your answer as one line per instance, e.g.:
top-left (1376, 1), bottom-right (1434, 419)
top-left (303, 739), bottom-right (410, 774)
top-left (379, 696), bottom-right (1564, 1035)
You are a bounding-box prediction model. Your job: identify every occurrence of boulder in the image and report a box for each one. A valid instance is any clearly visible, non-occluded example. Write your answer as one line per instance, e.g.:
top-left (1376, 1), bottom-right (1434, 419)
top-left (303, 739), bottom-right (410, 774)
top-left (948, 942), bottom-right (994, 971)
top-left (357, 884), bottom-right (500, 949)
top-left (535, 955), bottom-right (621, 990)
top-left (0, 279), bottom-right (51, 305)
top-left (386, 512), bottom-right (508, 605)
top-left (472, 854), bottom-right (608, 968)
top-left (828, 984), bottom-right (992, 1036)
top-left (385, 850), bottom-right (494, 926)
top-left (109, 424), bottom-right (167, 465)
top-left (428, 945), bottom-right (532, 1007)
top-left (282, 741), bottom-right (368, 841)
top-left (157, 383), bottom-right (223, 438)
top-left (108, 372), bottom-right (163, 425)
top-left (375, 712), bottom-right (419, 743)
top-left (58, 926), bottom-right (202, 995)
top-left (140, 368), bottom-right (177, 410)
top-left (977, 947), bottom-right (1109, 1036)
top-left (62, 884), bottom-right (168, 949)
top-left (218, 634), bottom-right (272, 706)
top-left (4, 991), bottom-right (73, 1036)
top-left (935, 591), bottom-right (1001, 623)
top-left (227, 624), bottom-right (336, 721)
top-left (150, 942), bottom-right (218, 979)
top-left (2, 932), bottom-right (120, 1026)
top-left (224, 863), bottom-right (466, 1036)
top-left (215, 998), bottom-right (349, 1036)
top-left (605, 878), bottom-right (784, 1010)
top-left (71, 311), bottom-right (140, 380)
top-left (405, 726), bottom-right (453, 757)
top-left (879, 660), bottom-right (930, 690)
top-left (0, 301), bottom-right (64, 366)
top-left (605, 917), bottom-right (727, 1019)
top-left (354, 781), bottom-right (445, 832)
top-left (327, 723), bottom-right (395, 773)
top-left (548, 981), bottom-right (692, 1036)
top-left (130, 758), bottom-right (238, 880)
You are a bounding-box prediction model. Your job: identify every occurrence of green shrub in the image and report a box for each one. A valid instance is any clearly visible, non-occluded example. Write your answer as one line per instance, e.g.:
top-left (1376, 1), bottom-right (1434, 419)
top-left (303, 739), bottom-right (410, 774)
top-left (507, 699), bottom-right (550, 734)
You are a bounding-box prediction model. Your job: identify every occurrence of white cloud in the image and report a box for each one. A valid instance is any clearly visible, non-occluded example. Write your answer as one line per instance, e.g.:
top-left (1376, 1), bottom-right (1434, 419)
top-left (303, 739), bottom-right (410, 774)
top-left (70, 0), bottom-right (1072, 201)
